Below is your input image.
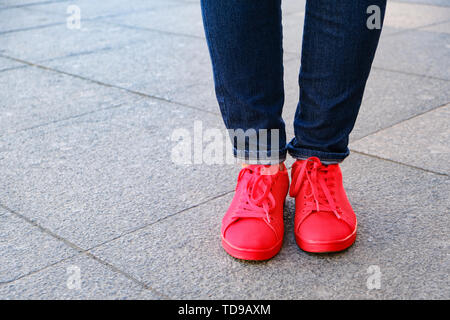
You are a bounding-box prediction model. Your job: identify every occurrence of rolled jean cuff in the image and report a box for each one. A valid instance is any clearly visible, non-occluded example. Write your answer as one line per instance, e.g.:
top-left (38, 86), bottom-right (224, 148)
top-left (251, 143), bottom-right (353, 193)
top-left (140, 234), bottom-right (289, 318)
top-left (286, 140), bottom-right (349, 164)
top-left (233, 147), bottom-right (287, 164)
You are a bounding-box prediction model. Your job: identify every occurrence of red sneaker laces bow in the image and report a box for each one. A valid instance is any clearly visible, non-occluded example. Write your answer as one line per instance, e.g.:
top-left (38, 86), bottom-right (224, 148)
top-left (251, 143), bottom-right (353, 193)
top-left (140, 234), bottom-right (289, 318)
top-left (289, 157), bottom-right (341, 220)
top-left (232, 166), bottom-right (277, 224)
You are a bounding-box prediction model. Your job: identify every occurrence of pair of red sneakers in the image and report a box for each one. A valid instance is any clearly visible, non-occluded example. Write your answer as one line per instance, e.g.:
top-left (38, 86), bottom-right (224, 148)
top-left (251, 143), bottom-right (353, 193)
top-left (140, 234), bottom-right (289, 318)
top-left (221, 157), bottom-right (357, 260)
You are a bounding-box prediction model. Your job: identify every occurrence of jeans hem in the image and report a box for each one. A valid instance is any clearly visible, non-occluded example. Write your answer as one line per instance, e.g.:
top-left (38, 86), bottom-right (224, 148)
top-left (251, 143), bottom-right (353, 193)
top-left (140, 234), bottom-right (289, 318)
top-left (233, 147), bottom-right (287, 164)
top-left (286, 142), bottom-right (349, 164)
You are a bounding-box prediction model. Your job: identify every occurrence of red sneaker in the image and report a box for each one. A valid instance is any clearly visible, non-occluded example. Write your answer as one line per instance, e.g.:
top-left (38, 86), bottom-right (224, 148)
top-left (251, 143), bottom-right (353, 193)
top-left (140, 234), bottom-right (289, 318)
top-left (289, 157), bottom-right (357, 253)
top-left (221, 164), bottom-right (289, 260)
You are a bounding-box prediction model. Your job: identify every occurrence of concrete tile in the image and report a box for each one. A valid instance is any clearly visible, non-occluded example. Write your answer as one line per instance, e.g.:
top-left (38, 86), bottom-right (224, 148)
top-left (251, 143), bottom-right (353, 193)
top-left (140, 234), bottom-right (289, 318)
top-left (0, 253), bottom-right (161, 299)
top-left (0, 99), bottom-right (239, 249)
top-left (90, 153), bottom-right (450, 299)
top-left (282, 58), bottom-right (450, 139)
top-left (374, 29), bottom-right (450, 80)
top-left (43, 32), bottom-right (213, 100)
top-left (0, 66), bottom-right (140, 136)
top-left (0, 6), bottom-right (64, 33)
top-left (102, 2), bottom-right (204, 38)
top-left (384, 1), bottom-right (450, 29)
top-left (0, 20), bottom-right (157, 63)
top-left (0, 209), bottom-right (77, 284)
top-left (350, 104), bottom-right (450, 175)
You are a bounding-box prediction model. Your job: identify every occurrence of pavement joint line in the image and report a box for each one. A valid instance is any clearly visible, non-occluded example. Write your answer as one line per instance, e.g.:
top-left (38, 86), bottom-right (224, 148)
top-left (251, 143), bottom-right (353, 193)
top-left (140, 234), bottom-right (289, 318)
top-left (349, 150), bottom-right (450, 177)
top-left (371, 66), bottom-right (450, 82)
top-left (0, 202), bottom-right (169, 299)
top-left (0, 189), bottom-right (237, 298)
top-left (100, 20), bottom-right (205, 40)
top-left (0, 17), bottom-right (205, 67)
top-left (415, 17), bottom-right (450, 31)
top-left (0, 65), bottom-right (28, 74)
top-left (390, 0), bottom-right (450, 9)
top-left (0, 254), bottom-right (78, 286)
top-left (0, 0), bottom-right (66, 11)
top-left (0, 5), bottom-right (178, 36)
top-left (350, 101), bottom-right (450, 144)
top-left (0, 53), bottom-right (221, 116)
top-left (2, 1), bottom-right (449, 40)
top-left (80, 251), bottom-right (171, 300)
top-left (0, 22), bottom-right (66, 35)
top-left (0, 25), bottom-right (162, 67)
top-left (0, 203), bottom-right (87, 254)
top-left (376, 18), bottom-right (450, 40)
top-left (287, 59), bottom-right (450, 84)
top-left (0, 100), bottom-right (135, 139)
top-left (19, 0), bottom-right (191, 21)
top-left (33, 44), bottom-right (133, 65)
top-left (83, 190), bottom-right (236, 253)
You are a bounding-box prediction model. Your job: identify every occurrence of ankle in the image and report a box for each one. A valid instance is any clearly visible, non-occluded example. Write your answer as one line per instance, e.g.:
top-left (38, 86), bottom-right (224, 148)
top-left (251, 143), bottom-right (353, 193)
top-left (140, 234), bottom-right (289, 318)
top-left (241, 162), bottom-right (286, 174)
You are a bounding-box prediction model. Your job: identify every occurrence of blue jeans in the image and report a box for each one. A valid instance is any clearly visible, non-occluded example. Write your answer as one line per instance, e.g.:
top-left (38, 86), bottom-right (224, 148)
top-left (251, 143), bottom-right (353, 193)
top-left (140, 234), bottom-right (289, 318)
top-left (201, 0), bottom-right (386, 163)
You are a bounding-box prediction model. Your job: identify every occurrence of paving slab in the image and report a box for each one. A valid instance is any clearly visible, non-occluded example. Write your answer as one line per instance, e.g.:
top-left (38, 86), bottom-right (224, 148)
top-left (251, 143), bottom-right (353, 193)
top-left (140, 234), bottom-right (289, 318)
top-left (0, 66), bottom-right (141, 136)
top-left (0, 6), bottom-right (64, 33)
top-left (373, 29), bottom-right (450, 80)
top-left (281, 58), bottom-right (450, 139)
top-left (0, 99), bottom-right (239, 249)
top-left (0, 253), bottom-right (161, 299)
top-left (43, 32), bottom-right (213, 100)
top-left (0, 209), bottom-right (77, 284)
top-left (90, 153), bottom-right (450, 299)
top-left (350, 104), bottom-right (450, 175)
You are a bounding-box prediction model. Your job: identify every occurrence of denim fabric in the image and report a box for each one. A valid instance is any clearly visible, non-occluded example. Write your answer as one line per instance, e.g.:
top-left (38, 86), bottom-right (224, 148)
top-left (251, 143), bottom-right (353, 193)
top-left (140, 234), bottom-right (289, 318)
top-left (201, 0), bottom-right (386, 163)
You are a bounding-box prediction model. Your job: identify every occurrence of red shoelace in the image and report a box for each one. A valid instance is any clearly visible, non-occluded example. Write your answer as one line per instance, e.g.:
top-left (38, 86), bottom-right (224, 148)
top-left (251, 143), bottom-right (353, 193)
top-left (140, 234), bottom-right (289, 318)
top-left (289, 157), bottom-right (342, 226)
top-left (232, 166), bottom-right (277, 224)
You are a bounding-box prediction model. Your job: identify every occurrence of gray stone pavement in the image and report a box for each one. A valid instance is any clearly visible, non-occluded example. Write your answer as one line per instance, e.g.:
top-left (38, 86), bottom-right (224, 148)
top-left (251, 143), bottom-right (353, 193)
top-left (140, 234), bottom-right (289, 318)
top-left (0, 0), bottom-right (448, 299)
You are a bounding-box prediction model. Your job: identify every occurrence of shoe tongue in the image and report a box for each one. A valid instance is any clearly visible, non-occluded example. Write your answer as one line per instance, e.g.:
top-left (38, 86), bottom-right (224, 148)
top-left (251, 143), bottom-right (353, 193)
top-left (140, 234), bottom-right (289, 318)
top-left (246, 171), bottom-right (270, 201)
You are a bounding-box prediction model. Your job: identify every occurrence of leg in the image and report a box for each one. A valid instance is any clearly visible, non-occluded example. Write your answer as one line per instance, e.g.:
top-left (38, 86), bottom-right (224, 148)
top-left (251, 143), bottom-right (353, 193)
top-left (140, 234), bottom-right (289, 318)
top-left (201, 0), bottom-right (289, 260)
top-left (289, 0), bottom-right (387, 253)
top-left (201, 0), bottom-right (286, 163)
top-left (287, 0), bottom-right (387, 163)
